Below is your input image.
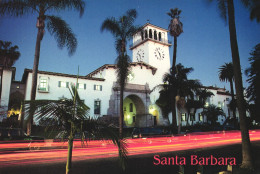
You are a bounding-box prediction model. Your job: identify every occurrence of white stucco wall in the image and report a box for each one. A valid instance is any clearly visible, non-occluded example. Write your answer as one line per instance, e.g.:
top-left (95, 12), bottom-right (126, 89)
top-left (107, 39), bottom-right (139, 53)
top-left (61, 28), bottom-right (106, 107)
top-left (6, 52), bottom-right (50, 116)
top-left (0, 69), bottom-right (13, 121)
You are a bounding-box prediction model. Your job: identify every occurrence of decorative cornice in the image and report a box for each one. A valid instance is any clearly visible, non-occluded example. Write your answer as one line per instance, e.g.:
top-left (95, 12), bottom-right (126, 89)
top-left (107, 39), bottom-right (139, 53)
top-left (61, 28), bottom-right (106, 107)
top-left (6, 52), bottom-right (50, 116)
top-left (86, 62), bottom-right (157, 78)
top-left (22, 69), bottom-right (105, 82)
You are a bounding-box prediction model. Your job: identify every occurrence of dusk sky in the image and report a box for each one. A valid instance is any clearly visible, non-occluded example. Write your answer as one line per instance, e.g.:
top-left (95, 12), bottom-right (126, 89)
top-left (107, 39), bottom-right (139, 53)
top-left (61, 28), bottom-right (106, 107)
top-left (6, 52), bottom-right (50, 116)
top-left (0, 0), bottom-right (259, 92)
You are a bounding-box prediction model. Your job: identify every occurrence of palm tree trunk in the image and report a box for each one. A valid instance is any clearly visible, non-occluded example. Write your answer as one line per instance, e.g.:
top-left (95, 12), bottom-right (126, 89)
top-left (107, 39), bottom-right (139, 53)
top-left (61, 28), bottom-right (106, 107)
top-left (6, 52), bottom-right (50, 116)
top-left (172, 36), bottom-right (177, 69)
top-left (227, 0), bottom-right (253, 169)
top-left (27, 16), bottom-right (44, 135)
top-left (171, 98), bottom-right (177, 130)
top-left (0, 68), bottom-right (3, 102)
top-left (171, 37), bottom-right (178, 132)
top-left (66, 138), bottom-right (73, 174)
top-left (229, 80), bottom-right (237, 119)
top-left (119, 89), bottom-right (124, 139)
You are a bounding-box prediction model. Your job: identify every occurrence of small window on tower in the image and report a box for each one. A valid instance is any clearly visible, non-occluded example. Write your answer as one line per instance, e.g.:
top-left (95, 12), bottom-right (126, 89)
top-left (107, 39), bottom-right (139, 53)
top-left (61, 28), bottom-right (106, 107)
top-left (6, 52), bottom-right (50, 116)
top-left (145, 30), bottom-right (148, 39)
top-left (149, 29), bottom-right (152, 38)
top-left (159, 32), bottom-right (162, 41)
top-left (154, 30), bottom-right (157, 40)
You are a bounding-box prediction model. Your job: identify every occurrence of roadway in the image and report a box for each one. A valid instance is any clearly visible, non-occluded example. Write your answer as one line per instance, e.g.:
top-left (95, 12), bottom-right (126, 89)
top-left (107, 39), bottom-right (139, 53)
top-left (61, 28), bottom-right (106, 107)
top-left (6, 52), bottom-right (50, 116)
top-left (1, 130), bottom-right (260, 168)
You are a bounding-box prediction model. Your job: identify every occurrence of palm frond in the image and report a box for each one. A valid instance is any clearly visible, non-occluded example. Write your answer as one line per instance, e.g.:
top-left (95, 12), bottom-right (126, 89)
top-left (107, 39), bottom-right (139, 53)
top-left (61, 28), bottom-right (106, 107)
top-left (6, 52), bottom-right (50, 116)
top-left (0, 0), bottom-right (37, 16)
top-left (46, 0), bottom-right (85, 17)
top-left (217, 0), bottom-right (227, 22)
top-left (249, 0), bottom-right (260, 22)
top-left (100, 18), bottom-right (120, 37)
top-left (46, 15), bottom-right (77, 56)
top-left (218, 62), bottom-right (234, 82)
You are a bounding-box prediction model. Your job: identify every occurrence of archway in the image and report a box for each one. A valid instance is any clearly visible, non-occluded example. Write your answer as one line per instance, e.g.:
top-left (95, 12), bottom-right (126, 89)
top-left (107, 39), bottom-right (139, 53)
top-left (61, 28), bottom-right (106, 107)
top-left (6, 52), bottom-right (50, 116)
top-left (123, 95), bottom-right (145, 127)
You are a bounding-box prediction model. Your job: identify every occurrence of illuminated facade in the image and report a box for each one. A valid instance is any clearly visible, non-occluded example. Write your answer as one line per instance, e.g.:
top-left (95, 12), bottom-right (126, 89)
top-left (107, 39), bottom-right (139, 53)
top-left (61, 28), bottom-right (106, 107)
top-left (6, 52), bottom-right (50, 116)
top-left (0, 66), bottom-right (15, 121)
top-left (3, 23), bottom-right (234, 126)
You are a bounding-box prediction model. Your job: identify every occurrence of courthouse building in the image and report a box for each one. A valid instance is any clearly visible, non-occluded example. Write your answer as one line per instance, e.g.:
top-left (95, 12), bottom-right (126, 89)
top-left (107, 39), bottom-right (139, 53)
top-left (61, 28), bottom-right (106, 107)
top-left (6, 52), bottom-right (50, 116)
top-left (0, 23), bottom-right (234, 126)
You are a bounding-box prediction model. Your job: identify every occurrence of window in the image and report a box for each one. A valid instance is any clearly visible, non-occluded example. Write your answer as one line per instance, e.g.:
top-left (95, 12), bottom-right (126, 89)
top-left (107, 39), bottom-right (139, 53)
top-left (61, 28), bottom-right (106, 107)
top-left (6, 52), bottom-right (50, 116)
top-left (199, 113), bottom-right (203, 121)
top-left (58, 81), bottom-right (69, 88)
top-left (94, 85), bottom-right (102, 91)
top-left (218, 101), bottom-right (222, 108)
top-left (159, 32), bottom-right (162, 41)
top-left (181, 113), bottom-right (186, 121)
top-left (154, 30), bottom-right (157, 40)
top-left (130, 103), bottom-right (133, 112)
top-left (94, 100), bottom-right (101, 115)
top-left (38, 77), bottom-right (48, 92)
top-left (144, 30), bottom-right (148, 39)
top-left (149, 29), bottom-right (152, 38)
top-left (78, 83), bottom-right (86, 89)
top-left (133, 116), bottom-right (136, 123)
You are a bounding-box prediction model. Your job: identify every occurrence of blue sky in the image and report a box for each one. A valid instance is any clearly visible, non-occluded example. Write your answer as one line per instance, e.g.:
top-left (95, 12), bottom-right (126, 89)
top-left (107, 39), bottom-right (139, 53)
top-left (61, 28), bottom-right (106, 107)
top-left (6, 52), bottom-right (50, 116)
top-left (0, 0), bottom-right (259, 92)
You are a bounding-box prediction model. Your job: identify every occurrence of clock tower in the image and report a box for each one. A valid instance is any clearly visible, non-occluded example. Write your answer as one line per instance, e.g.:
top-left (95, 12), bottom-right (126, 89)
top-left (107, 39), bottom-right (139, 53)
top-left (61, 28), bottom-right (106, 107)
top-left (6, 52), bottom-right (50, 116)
top-left (130, 23), bottom-right (171, 80)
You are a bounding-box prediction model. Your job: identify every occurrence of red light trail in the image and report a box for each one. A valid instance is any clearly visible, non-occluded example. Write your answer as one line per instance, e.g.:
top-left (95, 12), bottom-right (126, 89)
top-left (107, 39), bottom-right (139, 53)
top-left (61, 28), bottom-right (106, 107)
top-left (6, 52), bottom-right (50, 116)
top-left (0, 130), bottom-right (260, 167)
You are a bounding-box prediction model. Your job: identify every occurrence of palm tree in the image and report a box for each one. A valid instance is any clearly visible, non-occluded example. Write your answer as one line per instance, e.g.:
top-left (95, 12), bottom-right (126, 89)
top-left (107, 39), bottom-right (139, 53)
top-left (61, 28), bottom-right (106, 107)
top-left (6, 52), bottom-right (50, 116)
top-left (0, 40), bottom-right (20, 104)
top-left (0, 40), bottom-right (20, 67)
top-left (101, 9), bottom-right (139, 138)
top-left (156, 64), bottom-right (201, 133)
top-left (24, 85), bottom-right (127, 174)
top-left (0, 0), bottom-right (85, 135)
top-left (208, 0), bottom-right (253, 168)
top-left (167, 8), bottom-right (183, 130)
top-left (167, 8), bottom-right (183, 69)
top-left (219, 62), bottom-right (236, 118)
top-left (186, 99), bottom-right (204, 126)
top-left (246, 0), bottom-right (260, 22)
top-left (197, 89), bottom-right (214, 106)
top-left (246, 43), bottom-right (260, 122)
top-left (201, 104), bottom-right (225, 125)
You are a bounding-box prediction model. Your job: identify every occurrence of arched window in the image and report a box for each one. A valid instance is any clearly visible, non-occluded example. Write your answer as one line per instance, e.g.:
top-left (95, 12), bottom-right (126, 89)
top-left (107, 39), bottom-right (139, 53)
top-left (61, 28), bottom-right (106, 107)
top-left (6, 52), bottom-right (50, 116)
top-left (159, 32), bottom-right (162, 41)
top-left (149, 29), bottom-right (152, 38)
top-left (145, 30), bottom-right (148, 39)
top-left (141, 31), bottom-right (144, 40)
top-left (154, 30), bottom-right (157, 40)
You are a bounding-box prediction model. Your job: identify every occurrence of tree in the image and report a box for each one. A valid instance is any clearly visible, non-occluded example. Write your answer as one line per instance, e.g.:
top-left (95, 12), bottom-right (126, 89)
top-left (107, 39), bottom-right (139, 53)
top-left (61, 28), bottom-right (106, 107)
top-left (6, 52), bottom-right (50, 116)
top-left (186, 99), bottom-right (203, 126)
top-left (167, 8), bottom-right (183, 130)
top-left (101, 9), bottom-right (139, 138)
top-left (246, 0), bottom-right (260, 22)
top-left (156, 64), bottom-right (201, 133)
top-left (208, 0), bottom-right (253, 168)
top-left (24, 85), bottom-right (127, 174)
top-left (196, 89), bottom-right (214, 107)
top-left (0, 40), bottom-right (20, 107)
top-left (246, 43), bottom-right (260, 122)
top-left (167, 8), bottom-right (183, 69)
top-left (0, 0), bottom-right (85, 135)
top-left (0, 40), bottom-right (20, 67)
top-left (219, 62), bottom-right (236, 118)
top-left (201, 104), bottom-right (225, 125)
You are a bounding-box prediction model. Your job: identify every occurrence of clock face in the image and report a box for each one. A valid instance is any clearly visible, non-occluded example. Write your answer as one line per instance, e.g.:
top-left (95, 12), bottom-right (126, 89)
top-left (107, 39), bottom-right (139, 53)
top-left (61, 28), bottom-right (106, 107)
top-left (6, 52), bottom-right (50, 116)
top-left (154, 47), bottom-right (165, 60)
top-left (136, 49), bottom-right (144, 62)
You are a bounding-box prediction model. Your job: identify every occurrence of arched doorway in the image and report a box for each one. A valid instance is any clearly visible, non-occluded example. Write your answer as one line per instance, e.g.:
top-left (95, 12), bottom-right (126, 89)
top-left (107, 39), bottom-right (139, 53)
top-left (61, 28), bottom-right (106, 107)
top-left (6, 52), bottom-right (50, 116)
top-left (123, 95), bottom-right (145, 127)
